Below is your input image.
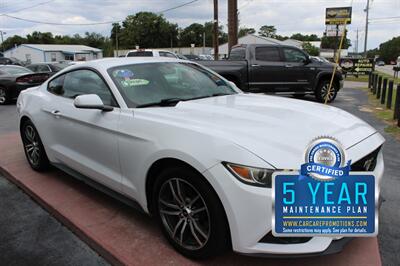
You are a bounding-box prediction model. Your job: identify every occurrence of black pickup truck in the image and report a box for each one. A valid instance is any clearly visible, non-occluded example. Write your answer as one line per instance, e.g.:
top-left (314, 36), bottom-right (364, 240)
top-left (199, 44), bottom-right (343, 102)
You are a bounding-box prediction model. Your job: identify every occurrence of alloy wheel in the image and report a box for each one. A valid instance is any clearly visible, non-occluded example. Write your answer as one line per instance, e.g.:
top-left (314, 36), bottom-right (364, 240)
top-left (321, 83), bottom-right (336, 102)
top-left (0, 88), bottom-right (6, 104)
top-left (24, 125), bottom-right (41, 166)
top-left (158, 178), bottom-right (211, 250)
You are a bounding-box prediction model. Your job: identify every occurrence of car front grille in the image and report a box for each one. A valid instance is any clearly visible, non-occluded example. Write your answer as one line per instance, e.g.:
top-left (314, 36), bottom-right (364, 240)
top-left (351, 146), bottom-right (381, 172)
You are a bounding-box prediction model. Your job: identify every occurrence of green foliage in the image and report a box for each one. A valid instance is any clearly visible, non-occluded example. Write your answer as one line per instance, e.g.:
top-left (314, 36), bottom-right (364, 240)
top-left (258, 25), bottom-right (277, 38)
top-left (302, 42), bottom-right (320, 56)
top-left (320, 30), bottom-right (351, 49)
top-left (238, 27), bottom-right (255, 38)
top-left (378, 36), bottom-right (400, 63)
top-left (290, 33), bottom-right (320, 42)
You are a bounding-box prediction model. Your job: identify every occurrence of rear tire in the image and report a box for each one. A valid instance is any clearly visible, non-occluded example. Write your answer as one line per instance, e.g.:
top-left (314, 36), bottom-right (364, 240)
top-left (20, 120), bottom-right (50, 171)
top-left (0, 87), bottom-right (9, 105)
top-left (315, 79), bottom-right (338, 103)
top-left (152, 166), bottom-right (230, 259)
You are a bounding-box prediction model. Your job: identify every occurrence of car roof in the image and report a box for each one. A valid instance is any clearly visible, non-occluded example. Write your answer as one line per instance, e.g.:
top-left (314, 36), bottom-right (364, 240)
top-left (61, 57), bottom-right (189, 71)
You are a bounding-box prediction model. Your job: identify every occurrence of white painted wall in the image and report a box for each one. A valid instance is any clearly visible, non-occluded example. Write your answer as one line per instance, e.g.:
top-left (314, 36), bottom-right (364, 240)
top-left (114, 47), bottom-right (212, 57)
top-left (4, 45), bottom-right (44, 64)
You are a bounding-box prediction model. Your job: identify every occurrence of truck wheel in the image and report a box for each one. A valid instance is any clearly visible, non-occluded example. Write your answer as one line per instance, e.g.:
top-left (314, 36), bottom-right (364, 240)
top-left (315, 80), bottom-right (338, 103)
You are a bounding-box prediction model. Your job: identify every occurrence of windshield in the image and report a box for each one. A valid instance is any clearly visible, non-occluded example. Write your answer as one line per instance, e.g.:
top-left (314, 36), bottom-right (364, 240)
top-left (108, 62), bottom-right (238, 107)
top-left (0, 66), bottom-right (33, 75)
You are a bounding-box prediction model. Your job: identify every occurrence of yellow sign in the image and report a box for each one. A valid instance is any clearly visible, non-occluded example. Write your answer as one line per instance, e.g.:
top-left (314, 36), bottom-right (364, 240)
top-left (326, 7), bottom-right (352, 25)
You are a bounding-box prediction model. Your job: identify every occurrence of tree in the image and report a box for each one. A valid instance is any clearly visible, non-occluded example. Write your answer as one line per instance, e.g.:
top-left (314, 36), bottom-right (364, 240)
top-left (258, 25), bottom-right (276, 38)
top-left (179, 23), bottom-right (205, 47)
top-left (290, 33), bottom-right (320, 42)
top-left (26, 31), bottom-right (54, 44)
top-left (302, 42), bottom-right (320, 56)
top-left (320, 30), bottom-right (351, 50)
top-left (120, 12), bottom-right (178, 48)
top-left (2, 35), bottom-right (27, 51)
top-left (238, 27), bottom-right (255, 38)
top-left (378, 36), bottom-right (400, 63)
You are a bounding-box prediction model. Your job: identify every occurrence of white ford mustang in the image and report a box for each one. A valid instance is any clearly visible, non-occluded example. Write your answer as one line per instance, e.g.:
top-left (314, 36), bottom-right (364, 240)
top-left (17, 57), bottom-right (384, 259)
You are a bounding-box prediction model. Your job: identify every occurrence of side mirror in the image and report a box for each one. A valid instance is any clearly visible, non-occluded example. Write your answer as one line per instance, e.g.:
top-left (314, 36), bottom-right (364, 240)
top-left (74, 94), bottom-right (113, 112)
top-left (303, 57), bottom-right (311, 65)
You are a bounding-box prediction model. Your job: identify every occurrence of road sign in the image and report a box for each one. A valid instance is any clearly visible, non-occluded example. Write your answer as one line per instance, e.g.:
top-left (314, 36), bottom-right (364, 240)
top-left (326, 7), bottom-right (352, 25)
top-left (340, 58), bottom-right (374, 75)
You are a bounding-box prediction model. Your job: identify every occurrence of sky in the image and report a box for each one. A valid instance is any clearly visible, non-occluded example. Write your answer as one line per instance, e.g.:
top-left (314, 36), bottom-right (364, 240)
top-left (0, 0), bottom-right (399, 51)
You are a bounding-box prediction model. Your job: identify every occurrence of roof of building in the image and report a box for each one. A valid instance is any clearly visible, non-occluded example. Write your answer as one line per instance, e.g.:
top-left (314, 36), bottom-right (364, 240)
top-left (8, 44), bottom-right (102, 54)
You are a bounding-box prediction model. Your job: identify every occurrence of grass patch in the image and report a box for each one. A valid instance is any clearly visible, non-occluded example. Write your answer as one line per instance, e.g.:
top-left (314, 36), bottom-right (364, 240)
top-left (363, 86), bottom-right (400, 139)
top-left (376, 71), bottom-right (400, 84)
top-left (344, 75), bottom-right (369, 82)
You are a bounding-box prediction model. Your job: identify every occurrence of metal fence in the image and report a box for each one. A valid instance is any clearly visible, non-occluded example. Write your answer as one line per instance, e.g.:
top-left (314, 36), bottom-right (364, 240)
top-left (369, 72), bottom-right (400, 127)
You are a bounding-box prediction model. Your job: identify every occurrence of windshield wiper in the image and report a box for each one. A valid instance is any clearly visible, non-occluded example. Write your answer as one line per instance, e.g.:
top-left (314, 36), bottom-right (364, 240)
top-left (136, 98), bottom-right (184, 108)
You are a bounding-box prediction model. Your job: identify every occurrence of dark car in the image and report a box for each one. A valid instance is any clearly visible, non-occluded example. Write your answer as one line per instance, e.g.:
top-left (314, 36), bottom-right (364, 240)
top-left (0, 57), bottom-right (24, 66)
top-left (183, 54), bottom-right (202, 61)
top-left (0, 65), bottom-right (50, 104)
top-left (199, 44), bottom-right (344, 102)
top-left (376, 61), bottom-right (385, 66)
top-left (26, 62), bottom-right (69, 75)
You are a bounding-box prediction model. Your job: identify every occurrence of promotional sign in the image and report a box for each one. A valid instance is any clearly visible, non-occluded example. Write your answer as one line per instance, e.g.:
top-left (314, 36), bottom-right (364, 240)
top-left (325, 7), bottom-right (352, 25)
top-left (273, 137), bottom-right (378, 237)
top-left (340, 58), bottom-right (375, 75)
top-left (325, 25), bottom-right (345, 37)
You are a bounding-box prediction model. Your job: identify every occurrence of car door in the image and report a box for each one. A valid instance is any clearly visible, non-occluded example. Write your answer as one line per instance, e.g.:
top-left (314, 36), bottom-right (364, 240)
top-left (280, 47), bottom-right (312, 92)
top-left (248, 45), bottom-right (285, 93)
top-left (43, 69), bottom-right (122, 192)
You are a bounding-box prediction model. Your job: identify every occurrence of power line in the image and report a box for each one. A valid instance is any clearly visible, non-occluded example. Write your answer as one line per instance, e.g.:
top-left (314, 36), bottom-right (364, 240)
top-left (2, 0), bottom-right (56, 14)
top-left (1, 0), bottom-right (200, 26)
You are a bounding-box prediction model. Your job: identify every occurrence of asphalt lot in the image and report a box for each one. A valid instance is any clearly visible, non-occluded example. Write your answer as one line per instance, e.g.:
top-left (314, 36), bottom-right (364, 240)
top-left (0, 83), bottom-right (399, 265)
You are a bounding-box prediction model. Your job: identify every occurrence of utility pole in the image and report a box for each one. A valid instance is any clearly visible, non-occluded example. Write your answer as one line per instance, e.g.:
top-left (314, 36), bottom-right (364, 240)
top-left (356, 28), bottom-right (359, 54)
top-left (213, 0), bottom-right (219, 60)
top-left (0, 31), bottom-right (6, 53)
top-left (364, 0), bottom-right (370, 56)
top-left (228, 0), bottom-right (238, 54)
top-left (115, 26), bottom-right (119, 57)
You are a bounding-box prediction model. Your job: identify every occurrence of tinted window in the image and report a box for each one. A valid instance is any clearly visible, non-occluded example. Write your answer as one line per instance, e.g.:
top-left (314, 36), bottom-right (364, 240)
top-left (48, 70), bottom-right (116, 106)
top-left (283, 48), bottom-right (307, 63)
top-left (37, 64), bottom-right (51, 72)
top-left (229, 48), bottom-right (246, 60)
top-left (159, 52), bottom-right (176, 58)
top-left (26, 65), bottom-right (38, 72)
top-left (127, 51), bottom-right (153, 57)
top-left (108, 62), bottom-right (237, 107)
top-left (48, 75), bottom-right (65, 95)
top-left (255, 47), bottom-right (281, 61)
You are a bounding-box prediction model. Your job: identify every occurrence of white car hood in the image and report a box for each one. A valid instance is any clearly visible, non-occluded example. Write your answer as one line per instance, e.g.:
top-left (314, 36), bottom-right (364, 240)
top-left (143, 94), bottom-right (377, 169)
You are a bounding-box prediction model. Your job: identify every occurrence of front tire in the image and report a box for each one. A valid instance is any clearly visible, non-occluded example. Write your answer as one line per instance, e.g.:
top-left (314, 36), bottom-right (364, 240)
top-left (152, 166), bottom-right (230, 259)
top-left (21, 120), bottom-right (50, 171)
top-left (315, 79), bottom-right (338, 103)
top-left (0, 87), bottom-right (9, 105)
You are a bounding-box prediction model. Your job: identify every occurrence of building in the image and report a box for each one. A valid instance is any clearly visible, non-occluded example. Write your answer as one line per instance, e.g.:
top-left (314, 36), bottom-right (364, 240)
top-left (4, 44), bottom-right (103, 64)
top-left (215, 34), bottom-right (284, 58)
top-left (114, 46), bottom-right (212, 57)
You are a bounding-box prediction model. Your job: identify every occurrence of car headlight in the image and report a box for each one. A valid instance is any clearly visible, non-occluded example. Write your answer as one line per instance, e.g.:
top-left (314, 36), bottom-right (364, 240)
top-left (223, 162), bottom-right (274, 187)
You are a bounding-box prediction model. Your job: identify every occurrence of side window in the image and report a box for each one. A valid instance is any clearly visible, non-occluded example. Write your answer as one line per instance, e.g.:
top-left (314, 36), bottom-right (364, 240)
top-left (26, 65), bottom-right (38, 72)
top-left (255, 47), bottom-right (281, 61)
top-left (48, 75), bottom-right (65, 95)
top-left (283, 48), bottom-right (307, 63)
top-left (37, 65), bottom-right (51, 72)
top-left (62, 70), bottom-right (116, 106)
top-left (159, 52), bottom-right (176, 58)
top-left (229, 48), bottom-right (246, 60)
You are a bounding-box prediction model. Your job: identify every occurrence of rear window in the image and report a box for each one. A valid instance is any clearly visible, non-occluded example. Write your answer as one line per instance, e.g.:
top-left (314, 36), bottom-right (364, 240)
top-left (127, 51), bottom-right (153, 57)
top-left (0, 66), bottom-right (33, 75)
top-left (255, 47), bottom-right (281, 61)
top-left (229, 48), bottom-right (246, 60)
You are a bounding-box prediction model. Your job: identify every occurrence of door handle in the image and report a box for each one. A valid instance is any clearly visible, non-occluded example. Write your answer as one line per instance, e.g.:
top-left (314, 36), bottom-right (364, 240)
top-left (51, 110), bottom-right (61, 118)
top-left (251, 64), bottom-right (260, 67)
top-left (285, 64), bottom-right (293, 68)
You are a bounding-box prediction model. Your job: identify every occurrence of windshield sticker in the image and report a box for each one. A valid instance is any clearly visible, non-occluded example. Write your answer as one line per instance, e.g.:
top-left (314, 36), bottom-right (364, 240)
top-left (113, 69), bottom-right (134, 79)
top-left (121, 79), bottom-right (150, 87)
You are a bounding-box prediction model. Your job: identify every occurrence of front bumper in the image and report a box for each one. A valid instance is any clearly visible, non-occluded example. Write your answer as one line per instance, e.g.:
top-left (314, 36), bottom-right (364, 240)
top-left (203, 133), bottom-right (384, 256)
